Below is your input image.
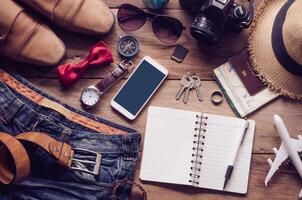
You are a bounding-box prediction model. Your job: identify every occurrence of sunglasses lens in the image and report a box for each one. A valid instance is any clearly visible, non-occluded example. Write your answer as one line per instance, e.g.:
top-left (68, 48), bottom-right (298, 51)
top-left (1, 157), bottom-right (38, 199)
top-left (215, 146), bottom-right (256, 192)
top-left (152, 16), bottom-right (183, 44)
top-left (117, 4), bottom-right (146, 31)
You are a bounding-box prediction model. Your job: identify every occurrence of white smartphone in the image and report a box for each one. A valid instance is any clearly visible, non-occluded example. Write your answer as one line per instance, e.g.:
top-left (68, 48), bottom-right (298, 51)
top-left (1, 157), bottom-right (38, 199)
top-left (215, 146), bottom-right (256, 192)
top-left (111, 56), bottom-right (168, 120)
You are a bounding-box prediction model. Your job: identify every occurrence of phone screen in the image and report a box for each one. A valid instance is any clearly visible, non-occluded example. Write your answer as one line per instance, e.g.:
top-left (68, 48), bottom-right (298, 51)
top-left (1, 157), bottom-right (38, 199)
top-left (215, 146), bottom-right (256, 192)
top-left (113, 60), bottom-right (166, 115)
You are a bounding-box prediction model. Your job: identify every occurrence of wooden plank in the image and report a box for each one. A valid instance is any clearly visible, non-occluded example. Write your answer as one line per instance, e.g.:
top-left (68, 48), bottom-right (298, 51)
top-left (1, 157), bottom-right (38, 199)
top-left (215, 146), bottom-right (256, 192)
top-left (0, 10), bottom-right (247, 80)
top-left (131, 154), bottom-right (301, 200)
top-left (0, 75), bottom-right (296, 197)
top-left (25, 78), bottom-right (302, 154)
top-left (0, 0), bottom-right (265, 79)
top-left (2, 0), bottom-right (301, 199)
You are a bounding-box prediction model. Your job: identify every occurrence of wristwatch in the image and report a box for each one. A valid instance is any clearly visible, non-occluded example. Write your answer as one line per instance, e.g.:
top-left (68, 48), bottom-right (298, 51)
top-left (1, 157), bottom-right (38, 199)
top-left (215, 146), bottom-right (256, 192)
top-left (80, 60), bottom-right (133, 108)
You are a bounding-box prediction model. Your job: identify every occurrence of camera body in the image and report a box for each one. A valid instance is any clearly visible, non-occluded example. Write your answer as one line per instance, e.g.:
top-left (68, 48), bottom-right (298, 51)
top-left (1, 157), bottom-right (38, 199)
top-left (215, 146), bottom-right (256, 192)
top-left (181, 0), bottom-right (253, 43)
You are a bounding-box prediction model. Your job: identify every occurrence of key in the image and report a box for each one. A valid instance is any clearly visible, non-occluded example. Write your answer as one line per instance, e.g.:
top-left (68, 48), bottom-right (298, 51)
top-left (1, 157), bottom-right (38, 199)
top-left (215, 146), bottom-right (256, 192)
top-left (175, 75), bottom-right (193, 100)
top-left (183, 78), bottom-right (194, 104)
top-left (192, 75), bottom-right (203, 102)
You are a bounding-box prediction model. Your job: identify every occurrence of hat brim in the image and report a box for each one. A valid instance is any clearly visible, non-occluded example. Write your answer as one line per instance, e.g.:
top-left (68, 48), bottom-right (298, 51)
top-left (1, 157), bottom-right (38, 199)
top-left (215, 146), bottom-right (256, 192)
top-left (248, 0), bottom-right (302, 101)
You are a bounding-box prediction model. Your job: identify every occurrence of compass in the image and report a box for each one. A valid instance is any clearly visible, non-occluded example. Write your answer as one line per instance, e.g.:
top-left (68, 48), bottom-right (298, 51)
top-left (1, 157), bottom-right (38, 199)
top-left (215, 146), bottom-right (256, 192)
top-left (117, 35), bottom-right (139, 59)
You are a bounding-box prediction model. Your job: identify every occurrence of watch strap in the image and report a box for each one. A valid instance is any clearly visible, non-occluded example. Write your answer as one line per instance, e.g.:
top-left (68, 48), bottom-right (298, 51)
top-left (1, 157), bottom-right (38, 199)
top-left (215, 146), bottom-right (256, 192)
top-left (96, 60), bottom-right (133, 92)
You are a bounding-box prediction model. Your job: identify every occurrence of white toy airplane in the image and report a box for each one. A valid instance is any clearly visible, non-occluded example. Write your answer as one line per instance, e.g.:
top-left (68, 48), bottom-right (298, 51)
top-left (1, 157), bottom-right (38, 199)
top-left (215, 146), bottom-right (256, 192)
top-left (265, 114), bottom-right (302, 198)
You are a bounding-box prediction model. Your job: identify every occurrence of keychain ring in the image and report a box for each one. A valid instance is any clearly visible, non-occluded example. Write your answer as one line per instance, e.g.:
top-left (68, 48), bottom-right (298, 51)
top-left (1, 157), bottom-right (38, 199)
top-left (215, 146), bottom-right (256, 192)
top-left (211, 91), bottom-right (223, 105)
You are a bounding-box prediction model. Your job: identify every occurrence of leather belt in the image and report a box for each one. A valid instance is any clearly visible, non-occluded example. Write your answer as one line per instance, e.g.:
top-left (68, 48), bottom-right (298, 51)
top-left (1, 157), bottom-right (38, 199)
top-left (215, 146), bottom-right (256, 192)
top-left (0, 131), bottom-right (101, 185)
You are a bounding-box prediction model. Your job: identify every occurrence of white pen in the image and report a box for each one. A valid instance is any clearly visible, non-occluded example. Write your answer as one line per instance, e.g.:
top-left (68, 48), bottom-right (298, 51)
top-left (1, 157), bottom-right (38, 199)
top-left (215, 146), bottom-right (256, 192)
top-left (223, 121), bottom-right (250, 189)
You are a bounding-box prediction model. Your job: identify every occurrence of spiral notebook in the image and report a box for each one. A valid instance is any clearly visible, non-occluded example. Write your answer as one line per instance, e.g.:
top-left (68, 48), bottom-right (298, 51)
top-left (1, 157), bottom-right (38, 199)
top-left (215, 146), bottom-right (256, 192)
top-left (140, 106), bottom-right (255, 194)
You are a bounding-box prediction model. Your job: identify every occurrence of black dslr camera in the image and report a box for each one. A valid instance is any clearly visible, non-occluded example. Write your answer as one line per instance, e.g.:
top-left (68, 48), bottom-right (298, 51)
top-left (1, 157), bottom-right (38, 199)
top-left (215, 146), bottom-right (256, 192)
top-left (180, 0), bottom-right (254, 43)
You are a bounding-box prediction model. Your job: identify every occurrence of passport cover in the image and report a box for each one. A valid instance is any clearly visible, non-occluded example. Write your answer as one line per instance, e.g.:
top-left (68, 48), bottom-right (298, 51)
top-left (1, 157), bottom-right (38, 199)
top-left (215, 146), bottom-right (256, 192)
top-left (229, 50), bottom-right (265, 96)
top-left (213, 63), bottom-right (279, 118)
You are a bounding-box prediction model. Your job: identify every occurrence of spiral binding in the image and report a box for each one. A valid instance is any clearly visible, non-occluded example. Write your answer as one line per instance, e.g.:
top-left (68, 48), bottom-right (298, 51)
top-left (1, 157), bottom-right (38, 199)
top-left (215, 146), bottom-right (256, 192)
top-left (189, 114), bottom-right (208, 186)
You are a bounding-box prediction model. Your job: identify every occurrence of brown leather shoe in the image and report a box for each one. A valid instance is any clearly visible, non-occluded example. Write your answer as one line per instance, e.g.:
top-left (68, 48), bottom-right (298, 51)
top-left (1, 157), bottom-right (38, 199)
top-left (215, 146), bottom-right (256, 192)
top-left (0, 0), bottom-right (66, 66)
top-left (19, 0), bottom-right (115, 35)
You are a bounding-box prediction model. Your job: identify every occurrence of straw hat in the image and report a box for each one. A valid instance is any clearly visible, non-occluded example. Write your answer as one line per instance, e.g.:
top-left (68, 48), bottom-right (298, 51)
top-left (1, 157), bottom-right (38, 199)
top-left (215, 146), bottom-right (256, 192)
top-left (248, 0), bottom-right (302, 101)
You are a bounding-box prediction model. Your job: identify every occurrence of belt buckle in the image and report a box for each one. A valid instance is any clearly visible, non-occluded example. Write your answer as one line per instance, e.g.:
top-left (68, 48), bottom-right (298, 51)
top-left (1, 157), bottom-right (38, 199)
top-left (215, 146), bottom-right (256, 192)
top-left (70, 148), bottom-right (101, 176)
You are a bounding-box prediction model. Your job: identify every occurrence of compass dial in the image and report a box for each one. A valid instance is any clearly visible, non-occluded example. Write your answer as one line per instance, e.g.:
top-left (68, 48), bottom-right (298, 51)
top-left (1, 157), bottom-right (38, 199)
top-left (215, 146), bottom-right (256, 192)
top-left (118, 36), bottom-right (139, 58)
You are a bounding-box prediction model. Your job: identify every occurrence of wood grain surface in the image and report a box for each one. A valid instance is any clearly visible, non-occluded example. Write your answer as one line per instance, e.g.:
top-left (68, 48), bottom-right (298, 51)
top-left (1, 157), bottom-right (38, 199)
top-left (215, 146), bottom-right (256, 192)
top-left (1, 0), bottom-right (302, 199)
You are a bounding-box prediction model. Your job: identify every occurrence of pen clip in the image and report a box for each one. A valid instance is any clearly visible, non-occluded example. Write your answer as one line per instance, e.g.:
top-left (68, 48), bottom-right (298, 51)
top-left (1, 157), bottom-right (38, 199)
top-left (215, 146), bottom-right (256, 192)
top-left (241, 121), bottom-right (250, 144)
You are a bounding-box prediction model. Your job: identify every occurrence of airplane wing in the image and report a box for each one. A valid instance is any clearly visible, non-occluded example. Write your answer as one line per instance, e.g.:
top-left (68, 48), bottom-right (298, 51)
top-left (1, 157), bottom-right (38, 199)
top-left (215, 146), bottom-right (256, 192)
top-left (265, 143), bottom-right (288, 186)
top-left (292, 137), bottom-right (302, 153)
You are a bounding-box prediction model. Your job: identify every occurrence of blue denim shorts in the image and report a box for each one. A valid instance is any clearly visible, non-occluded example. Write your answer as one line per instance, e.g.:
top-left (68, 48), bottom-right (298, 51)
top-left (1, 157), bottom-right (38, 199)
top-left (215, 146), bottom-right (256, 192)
top-left (0, 68), bottom-right (141, 200)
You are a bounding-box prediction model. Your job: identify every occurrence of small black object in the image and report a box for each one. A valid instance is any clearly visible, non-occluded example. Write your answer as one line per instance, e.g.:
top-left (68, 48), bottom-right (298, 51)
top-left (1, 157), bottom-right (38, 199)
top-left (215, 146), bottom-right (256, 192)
top-left (180, 0), bottom-right (254, 43)
top-left (117, 35), bottom-right (140, 59)
top-left (171, 45), bottom-right (189, 63)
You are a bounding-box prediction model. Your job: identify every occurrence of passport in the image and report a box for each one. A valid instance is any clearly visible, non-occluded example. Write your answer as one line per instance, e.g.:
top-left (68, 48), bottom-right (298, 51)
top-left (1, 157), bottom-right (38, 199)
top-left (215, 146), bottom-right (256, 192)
top-left (229, 50), bottom-right (265, 96)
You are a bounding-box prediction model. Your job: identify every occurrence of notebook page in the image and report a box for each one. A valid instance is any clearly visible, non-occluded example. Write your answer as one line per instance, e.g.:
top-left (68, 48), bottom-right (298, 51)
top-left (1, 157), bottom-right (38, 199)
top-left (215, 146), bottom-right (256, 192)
top-left (197, 114), bottom-right (255, 194)
top-left (140, 106), bottom-right (198, 185)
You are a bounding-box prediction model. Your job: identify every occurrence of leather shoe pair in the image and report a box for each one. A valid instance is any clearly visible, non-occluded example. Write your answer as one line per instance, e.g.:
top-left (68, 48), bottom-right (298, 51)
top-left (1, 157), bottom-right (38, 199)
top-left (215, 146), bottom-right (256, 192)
top-left (0, 0), bottom-right (115, 66)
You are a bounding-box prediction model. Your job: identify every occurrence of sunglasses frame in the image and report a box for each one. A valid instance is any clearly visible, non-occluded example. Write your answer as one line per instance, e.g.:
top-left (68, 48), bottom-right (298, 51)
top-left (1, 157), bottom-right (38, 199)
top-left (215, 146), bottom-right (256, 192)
top-left (117, 4), bottom-right (186, 44)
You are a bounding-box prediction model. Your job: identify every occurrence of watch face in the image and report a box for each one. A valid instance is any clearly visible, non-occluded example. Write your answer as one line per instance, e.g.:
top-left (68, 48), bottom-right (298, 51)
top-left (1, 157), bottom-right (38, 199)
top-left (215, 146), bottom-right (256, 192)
top-left (80, 86), bottom-right (100, 107)
top-left (118, 36), bottom-right (139, 58)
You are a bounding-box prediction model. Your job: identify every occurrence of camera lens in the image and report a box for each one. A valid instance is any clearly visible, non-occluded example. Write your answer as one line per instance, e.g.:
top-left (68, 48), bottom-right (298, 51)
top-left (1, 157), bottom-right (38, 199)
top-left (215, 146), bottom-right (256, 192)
top-left (190, 15), bottom-right (225, 43)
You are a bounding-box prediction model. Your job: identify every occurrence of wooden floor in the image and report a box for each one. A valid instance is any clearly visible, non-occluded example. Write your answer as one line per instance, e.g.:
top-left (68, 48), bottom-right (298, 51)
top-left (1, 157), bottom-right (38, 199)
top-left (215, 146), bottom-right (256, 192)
top-left (1, 0), bottom-right (302, 199)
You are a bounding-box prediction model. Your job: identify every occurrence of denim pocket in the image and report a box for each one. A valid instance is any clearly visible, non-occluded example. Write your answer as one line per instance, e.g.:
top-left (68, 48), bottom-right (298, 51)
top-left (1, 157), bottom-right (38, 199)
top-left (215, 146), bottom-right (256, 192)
top-left (98, 154), bottom-right (121, 183)
top-left (0, 104), bottom-right (37, 134)
top-left (13, 118), bottom-right (32, 132)
top-left (0, 112), bottom-right (32, 134)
